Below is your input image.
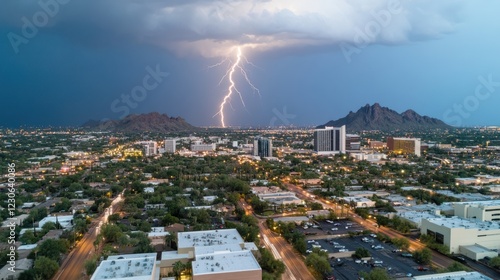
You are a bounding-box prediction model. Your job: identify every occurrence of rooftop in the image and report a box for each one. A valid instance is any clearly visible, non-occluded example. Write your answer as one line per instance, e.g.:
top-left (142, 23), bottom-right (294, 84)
top-left (424, 217), bottom-right (500, 231)
top-left (449, 200), bottom-right (500, 208)
top-left (412, 271), bottom-right (492, 280)
top-left (177, 229), bottom-right (243, 249)
top-left (192, 250), bottom-right (261, 275)
top-left (91, 253), bottom-right (156, 280)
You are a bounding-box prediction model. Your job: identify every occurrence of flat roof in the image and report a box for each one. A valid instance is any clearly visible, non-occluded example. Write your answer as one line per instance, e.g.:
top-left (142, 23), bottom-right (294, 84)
top-left (460, 244), bottom-right (496, 254)
top-left (192, 250), bottom-right (260, 275)
top-left (412, 271), bottom-right (492, 280)
top-left (194, 243), bottom-right (243, 255)
top-left (450, 200), bottom-right (500, 208)
top-left (398, 211), bottom-right (442, 224)
top-left (424, 217), bottom-right (500, 231)
top-left (91, 253), bottom-right (156, 280)
top-left (161, 251), bottom-right (190, 261)
top-left (177, 229), bottom-right (243, 249)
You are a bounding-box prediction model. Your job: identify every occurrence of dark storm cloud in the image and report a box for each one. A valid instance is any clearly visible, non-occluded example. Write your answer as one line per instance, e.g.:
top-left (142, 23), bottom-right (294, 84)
top-left (2, 0), bottom-right (464, 57)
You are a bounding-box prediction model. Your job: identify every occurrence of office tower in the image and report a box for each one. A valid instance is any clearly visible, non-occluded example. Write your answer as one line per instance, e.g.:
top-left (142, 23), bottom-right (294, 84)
top-left (313, 125), bottom-right (346, 154)
top-left (253, 137), bottom-right (272, 157)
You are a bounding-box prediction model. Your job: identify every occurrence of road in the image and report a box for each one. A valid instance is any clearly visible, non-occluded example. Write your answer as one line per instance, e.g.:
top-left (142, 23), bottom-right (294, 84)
top-left (239, 201), bottom-right (314, 280)
top-left (53, 193), bottom-right (124, 280)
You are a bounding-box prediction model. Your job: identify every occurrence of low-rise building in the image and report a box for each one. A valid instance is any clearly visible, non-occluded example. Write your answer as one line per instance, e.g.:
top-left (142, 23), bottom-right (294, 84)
top-left (158, 229), bottom-right (261, 280)
top-left (257, 192), bottom-right (304, 205)
top-left (342, 197), bottom-right (375, 208)
top-left (421, 217), bottom-right (500, 254)
top-left (411, 271), bottom-right (492, 280)
top-left (451, 200), bottom-right (500, 222)
top-left (90, 253), bottom-right (157, 280)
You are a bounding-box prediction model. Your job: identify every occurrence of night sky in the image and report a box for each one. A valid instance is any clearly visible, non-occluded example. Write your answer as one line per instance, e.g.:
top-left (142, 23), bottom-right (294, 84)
top-left (1, 0), bottom-right (500, 128)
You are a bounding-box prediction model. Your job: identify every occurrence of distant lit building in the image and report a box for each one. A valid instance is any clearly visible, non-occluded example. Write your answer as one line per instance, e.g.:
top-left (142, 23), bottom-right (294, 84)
top-left (253, 137), bottom-right (272, 158)
top-left (191, 141), bottom-right (216, 152)
top-left (346, 134), bottom-right (361, 150)
top-left (313, 125), bottom-right (346, 155)
top-left (164, 139), bottom-right (176, 154)
top-left (387, 137), bottom-right (421, 156)
top-left (139, 141), bottom-right (158, 157)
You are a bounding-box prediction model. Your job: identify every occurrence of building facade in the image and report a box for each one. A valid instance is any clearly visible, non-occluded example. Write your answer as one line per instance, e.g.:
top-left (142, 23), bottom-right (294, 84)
top-left (387, 137), bottom-right (421, 156)
top-left (164, 139), bottom-right (176, 154)
top-left (253, 137), bottom-right (273, 158)
top-left (313, 126), bottom-right (346, 155)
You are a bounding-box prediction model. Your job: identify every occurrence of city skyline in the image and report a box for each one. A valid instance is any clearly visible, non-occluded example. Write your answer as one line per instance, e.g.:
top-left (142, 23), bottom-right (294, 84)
top-left (1, 1), bottom-right (500, 128)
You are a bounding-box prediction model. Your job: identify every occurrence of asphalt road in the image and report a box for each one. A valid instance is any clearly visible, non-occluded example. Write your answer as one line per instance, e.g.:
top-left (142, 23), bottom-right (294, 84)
top-left (53, 193), bottom-right (123, 280)
top-left (240, 200), bottom-right (314, 280)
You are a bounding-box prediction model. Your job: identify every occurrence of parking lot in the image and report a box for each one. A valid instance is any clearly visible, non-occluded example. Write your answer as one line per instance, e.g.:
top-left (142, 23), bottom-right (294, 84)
top-left (299, 218), bottom-right (365, 239)
top-left (326, 235), bottom-right (435, 280)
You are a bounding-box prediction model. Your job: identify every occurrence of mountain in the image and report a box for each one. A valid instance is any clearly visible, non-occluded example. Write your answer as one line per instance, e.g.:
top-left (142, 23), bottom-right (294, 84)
top-left (321, 103), bottom-right (452, 132)
top-left (82, 112), bottom-right (197, 133)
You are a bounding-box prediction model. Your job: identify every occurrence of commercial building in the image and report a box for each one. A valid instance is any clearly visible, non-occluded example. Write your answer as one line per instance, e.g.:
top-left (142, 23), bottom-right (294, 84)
top-left (387, 137), bottom-right (421, 156)
top-left (346, 134), bottom-right (361, 150)
top-left (164, 139), bottom-right (176, 154)
top-left (253, 137), bottom-right (273, 158)
top-left (257, 192), bottom-right (304, 205)
top-left (421, 217), bottom-right (500, 255)
top-left (191, 141), bottom-right (216, 152)
top-left (90, 253), bottom-right (157, 280)
top-left (342, 197), bottom-right (375, 208)
top-left (139, 141), bottom-right (158, 157)
top-left (159, 229), bottom-right (261, 280)
top-left (450, 200), bottom-right (500, 222)
top-left (313, 126), bottom-right (346, 155)
top-left (412, 271), bottom-right (492, 280)
top-left (349, 152), bottom-right (387, 162)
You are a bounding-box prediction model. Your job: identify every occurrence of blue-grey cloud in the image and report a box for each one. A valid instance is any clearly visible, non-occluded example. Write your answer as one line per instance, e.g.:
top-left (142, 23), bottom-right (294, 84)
top-left (2, 0), bottom-right (464, 57)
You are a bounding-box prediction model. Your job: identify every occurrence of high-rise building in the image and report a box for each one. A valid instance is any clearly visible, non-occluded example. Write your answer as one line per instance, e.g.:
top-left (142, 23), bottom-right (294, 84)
top-left (139, 141), bottom-right (158, 157)
top-left (313, 125), bottom-right (346, 155)
top-left (387, 137), bottom-right (421, 156)
top-left (164, 139), bottom-right (176, 154)
top-left (253, 137), bottom-right (272, 157)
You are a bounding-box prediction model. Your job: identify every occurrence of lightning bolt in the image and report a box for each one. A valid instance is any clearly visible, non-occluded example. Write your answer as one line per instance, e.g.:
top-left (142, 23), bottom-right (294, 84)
top-left (214, 47), bottom-right (260, 128)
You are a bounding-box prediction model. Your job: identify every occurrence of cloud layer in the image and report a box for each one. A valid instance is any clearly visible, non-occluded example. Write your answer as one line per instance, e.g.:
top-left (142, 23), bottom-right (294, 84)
top-left (2, 0), bottom-right (463, 57)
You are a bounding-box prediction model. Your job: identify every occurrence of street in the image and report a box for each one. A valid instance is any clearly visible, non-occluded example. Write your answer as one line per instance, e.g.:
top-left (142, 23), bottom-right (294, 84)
top-left (53, 193), bottom-right (124, 280)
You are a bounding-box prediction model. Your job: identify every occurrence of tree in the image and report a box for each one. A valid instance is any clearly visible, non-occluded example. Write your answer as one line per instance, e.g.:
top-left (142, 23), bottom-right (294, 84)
top-left (352, 247), bottom-right (371, 259)
top-left (392, 237), bottom-right (410, 250)
top-left (34, 256), bottom-right (59, 280)
top-left (359, 268), bottom-right (390, 280)
top-left (305, 253), bottom-right (331, 277)
top-left (413, 248), bottom-right (432, 265)
top-left (440, 261), bottom-right (471, 273)
top-left (489, 256), bottom-right (500, 269)
top-left (38, 239), bottom-right (69, 261)
top-left (101, 223), bottom-right (123, 243)
top-left (84, 257), bottom-right (98, 276)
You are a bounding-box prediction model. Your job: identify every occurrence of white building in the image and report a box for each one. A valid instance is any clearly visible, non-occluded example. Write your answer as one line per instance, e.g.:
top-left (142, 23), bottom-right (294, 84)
top-left (313, 126), bottom-right (346, 155)
top-left (158, 229), bottom-right (261, 280)
top-left (139, 141), bottom-right (158, 157)
top-left (191, 142), bottom-right (216, 152)
top-left (342, 197), bottom-right (376, 208)
top-left (257, 192), bottom-right (304, 205)
top-left (421, 217), bottom-right (500, 255)
top-left (90, 253), bottom-right (157, 280)
top-left (349, 152), bottom-right (387, 162)
top-left (164, 139), bottom-right (177, 154)
top-left (451, 200), bottom-right (500, 222)
top-left (412, 271), bottom-right (492, 280)
top-left (39, 215), bottom-right (74, 229)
